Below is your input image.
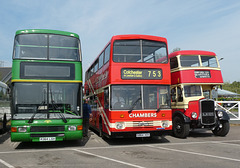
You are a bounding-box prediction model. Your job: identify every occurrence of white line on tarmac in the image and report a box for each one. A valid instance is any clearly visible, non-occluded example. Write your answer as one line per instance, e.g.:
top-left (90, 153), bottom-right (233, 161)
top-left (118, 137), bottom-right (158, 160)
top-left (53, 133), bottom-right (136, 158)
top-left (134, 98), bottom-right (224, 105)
top-left (0, 159), bottom-right (15, 168)
top-left (73, 149), bottom-right (145, 168)
top-left (0, 139), bottom-right (240, 155)
top-left (211, 141), bottom-right (240, 147)
top-left (147, 145), bottom-right (240, 162)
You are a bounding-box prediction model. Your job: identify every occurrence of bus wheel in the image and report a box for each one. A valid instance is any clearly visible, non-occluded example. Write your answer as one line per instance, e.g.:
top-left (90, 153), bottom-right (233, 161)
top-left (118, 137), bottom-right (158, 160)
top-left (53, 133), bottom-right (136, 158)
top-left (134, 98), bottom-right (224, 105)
top-left (173, 116), bottom-right (190, 138)
top-left (212, 121), bottom-right (230, 136)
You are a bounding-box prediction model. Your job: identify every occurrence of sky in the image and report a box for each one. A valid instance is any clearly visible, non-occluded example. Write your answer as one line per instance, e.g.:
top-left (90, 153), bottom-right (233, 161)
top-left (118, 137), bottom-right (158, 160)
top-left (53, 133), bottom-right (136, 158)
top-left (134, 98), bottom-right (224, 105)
top-left (0, 0), bottom-right (240, 83)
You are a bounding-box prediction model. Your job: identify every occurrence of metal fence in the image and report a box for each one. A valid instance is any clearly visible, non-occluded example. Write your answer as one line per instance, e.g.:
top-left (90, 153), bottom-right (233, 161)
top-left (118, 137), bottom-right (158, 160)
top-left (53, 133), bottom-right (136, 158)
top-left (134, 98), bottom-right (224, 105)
top-left (215, 101), bottom-right (240, 120)
top-left (0, 107), bottom-right (11, 120)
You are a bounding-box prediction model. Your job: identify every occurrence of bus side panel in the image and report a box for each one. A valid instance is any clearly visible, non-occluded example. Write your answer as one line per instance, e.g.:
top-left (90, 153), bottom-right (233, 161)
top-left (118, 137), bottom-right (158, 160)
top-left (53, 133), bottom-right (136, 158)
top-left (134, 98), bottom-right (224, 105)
top-left (171, 70), bottom-right (223, 85)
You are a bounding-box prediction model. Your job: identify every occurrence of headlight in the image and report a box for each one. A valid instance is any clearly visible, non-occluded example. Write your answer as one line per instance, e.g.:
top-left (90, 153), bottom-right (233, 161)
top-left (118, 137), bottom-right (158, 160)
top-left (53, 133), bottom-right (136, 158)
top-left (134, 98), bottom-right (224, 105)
top-left (217, 111), bottom-right (223, 118)
top-left (162, 122), bottom-right (169, 128)
top-left (191, 112), bottom-right (198, 119)
top-left (68, 126), bottom-right (76, 131)
top-left (115, 122), bottom-right (125, 129)
top-left (18, 127), bottom-right (27, 133)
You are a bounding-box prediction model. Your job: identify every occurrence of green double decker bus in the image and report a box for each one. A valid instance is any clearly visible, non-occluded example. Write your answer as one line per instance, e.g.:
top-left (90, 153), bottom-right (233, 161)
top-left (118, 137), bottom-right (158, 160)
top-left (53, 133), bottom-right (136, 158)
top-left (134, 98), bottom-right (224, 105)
top-left (11, 29), bottom-right (83, 142)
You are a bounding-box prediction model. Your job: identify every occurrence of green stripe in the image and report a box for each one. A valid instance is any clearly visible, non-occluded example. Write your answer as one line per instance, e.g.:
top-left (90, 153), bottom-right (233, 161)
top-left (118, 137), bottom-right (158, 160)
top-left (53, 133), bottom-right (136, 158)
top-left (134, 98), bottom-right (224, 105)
top-left (16, 44), bottom-right (79, 50)
top-left (15, 29), bottom-right (79, 38)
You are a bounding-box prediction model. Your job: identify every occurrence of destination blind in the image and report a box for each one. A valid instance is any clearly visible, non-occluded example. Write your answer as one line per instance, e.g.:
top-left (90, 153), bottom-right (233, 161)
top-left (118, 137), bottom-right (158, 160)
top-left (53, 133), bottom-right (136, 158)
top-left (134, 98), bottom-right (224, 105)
top-left (194, 70), bottom-right (211, 78)
top-left (121, 68), bottom-right (162, 80)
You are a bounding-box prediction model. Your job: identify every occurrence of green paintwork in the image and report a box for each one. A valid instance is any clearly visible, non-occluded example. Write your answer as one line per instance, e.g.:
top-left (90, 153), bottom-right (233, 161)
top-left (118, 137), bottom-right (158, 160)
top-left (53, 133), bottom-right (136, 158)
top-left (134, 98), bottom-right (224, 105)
top-left (11, 119), bottom-right (83, 142)
top-left (11, 29), bottom-right (83, 142)
top-left (15, 29), bottom-right (80, 39)
top-left (11, 59), bottom-right (82, 82)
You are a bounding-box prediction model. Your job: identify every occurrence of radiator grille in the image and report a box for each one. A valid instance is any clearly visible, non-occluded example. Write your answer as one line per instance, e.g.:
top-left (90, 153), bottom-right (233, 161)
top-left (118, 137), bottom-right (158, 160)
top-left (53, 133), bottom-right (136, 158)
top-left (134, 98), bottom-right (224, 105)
top-left (30, 126), bottom-right (65, 132)
top-left (133, 121), bottom-right (154, 127)
top-left (200, 100), bottom-right (216, 125)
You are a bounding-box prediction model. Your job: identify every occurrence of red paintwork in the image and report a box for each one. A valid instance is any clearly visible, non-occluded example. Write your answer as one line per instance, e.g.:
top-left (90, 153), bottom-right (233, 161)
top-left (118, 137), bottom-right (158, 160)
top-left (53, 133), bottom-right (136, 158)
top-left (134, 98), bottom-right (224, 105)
top-left (170, 50), bottom-right (223, 123)
top-left (171, 69), bottom-right (223, 85)
top-left (169, 50), bottom-right (216, 59)
top-left (185, 100), bottom-right (200, 120)
top-left (84, 34), bottom-right (172, 136)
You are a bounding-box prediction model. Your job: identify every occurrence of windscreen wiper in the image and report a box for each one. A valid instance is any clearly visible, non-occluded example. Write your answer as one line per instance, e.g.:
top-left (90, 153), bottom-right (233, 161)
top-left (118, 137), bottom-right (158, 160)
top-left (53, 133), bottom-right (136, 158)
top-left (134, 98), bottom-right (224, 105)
top-left (50, 89), bottom-right (67, 123)
top-left (128, 97), bottom-right (141, 113)
top-left (156, 106), bottom-right (162, 112)
top-left (28, 112), bottom-right (37, 123)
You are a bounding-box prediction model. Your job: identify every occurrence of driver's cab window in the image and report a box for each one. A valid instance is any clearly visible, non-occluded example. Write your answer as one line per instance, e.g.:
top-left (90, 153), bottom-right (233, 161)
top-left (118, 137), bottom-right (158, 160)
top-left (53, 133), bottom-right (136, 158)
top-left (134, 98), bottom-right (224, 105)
top-left (203, 90), bottom-right (210, 99)
top-left (177, 87), bottom-right (183, 102)
top-left (171, 87), bottom-right (176, 102)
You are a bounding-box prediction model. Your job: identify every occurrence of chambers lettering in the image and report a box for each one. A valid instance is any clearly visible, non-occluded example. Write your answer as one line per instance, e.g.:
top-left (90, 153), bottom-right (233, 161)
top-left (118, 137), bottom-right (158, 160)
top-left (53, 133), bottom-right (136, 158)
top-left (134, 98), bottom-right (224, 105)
top-left (129, 113), bottom-right (157, 118)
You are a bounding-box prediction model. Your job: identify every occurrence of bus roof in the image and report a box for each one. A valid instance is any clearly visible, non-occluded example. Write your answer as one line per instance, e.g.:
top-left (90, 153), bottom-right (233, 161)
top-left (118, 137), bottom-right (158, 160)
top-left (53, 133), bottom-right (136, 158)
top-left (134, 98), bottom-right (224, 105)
top-left (169, 50), bottom-right (216, 59)
top-left (111, 34), bottom-right (167, 43)
top-left (86, 34), bottom-right (168, 72)
top-left (15, 29), bottom-right (79, 38)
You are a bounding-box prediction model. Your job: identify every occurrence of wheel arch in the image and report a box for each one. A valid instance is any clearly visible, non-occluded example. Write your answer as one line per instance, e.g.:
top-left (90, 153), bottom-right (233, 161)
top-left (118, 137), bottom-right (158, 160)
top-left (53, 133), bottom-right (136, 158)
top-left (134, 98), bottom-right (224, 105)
top-left (173, 111), bottom-right (191, 123)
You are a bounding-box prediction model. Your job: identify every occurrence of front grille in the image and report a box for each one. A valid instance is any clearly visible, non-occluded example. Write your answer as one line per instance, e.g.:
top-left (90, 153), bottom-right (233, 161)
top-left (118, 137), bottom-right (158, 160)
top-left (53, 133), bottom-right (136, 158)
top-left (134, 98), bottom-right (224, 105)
top-left (30, 133), bottom-right (64, 137)
top-left (200, 99), bottom-right (216, 125)
top-left (133, 121), bottom-right (154, 127)
top-left (30, 126), bottom-right (65, 132)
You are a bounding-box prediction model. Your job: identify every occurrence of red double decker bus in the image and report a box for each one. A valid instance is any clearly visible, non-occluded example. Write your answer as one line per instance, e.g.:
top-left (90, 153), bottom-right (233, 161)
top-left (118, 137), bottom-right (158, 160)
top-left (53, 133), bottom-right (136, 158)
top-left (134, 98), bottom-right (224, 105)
top-left (84, 35), bottom-right (172, 138)
top-left (169, 50), bottom-right (230, 138)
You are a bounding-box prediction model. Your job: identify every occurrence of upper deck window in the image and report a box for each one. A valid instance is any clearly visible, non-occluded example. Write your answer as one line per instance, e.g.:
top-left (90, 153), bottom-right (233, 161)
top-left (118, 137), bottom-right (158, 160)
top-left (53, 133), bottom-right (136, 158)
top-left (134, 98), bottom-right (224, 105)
top-left (113, 40), bottom-right (167, 63)
top-left (179, 55), bottom-right (218, 68)
top-left (13, 34), bottom-right (80, 61)
top-left (201, 56), bottom-right (218, 68)
top-left (170, 57), bottom-right (178, 69)
top-left (180, 56), bottom-right (200, 67)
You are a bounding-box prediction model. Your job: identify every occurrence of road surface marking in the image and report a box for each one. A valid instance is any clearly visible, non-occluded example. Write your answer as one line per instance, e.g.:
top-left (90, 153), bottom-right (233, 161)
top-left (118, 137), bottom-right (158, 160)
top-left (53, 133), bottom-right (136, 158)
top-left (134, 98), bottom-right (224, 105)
top-left (147, 145), bottom-right (240, 162)
top-left (0, 159), bottom-right (15, 168)
top-left (73, 149), bottom-right (145, 168)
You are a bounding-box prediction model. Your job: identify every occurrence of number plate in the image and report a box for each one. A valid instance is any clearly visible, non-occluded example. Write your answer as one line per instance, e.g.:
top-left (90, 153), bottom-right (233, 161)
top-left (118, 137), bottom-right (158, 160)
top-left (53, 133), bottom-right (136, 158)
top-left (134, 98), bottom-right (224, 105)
top-left (136, 133), bottom-right (150, 137)
top-left (39, 137), bottom-right (56, 141)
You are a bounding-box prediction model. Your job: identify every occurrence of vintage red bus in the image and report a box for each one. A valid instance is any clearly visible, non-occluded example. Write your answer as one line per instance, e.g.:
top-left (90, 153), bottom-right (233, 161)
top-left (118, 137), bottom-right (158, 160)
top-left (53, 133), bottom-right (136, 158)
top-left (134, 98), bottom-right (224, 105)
top-left (84, 34), bottom-right (172, 138)
top-left (169, 50), bottom-right (229, 138)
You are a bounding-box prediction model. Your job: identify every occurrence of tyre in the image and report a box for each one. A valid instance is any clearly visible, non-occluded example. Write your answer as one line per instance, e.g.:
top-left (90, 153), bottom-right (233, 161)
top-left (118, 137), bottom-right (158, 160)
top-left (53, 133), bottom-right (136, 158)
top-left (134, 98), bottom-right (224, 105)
top-left (212, 121), bottom-right (230, 136)
top-left (173, 116), bottom-right (190, 138)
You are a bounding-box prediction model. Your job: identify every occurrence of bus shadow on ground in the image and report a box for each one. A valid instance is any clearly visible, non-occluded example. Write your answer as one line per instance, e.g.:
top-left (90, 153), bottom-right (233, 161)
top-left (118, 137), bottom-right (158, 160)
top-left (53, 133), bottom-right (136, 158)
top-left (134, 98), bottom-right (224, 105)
top-left (103, 136), bottom-right (170, 146)
top-left (188, 129), bottom-right (215, 138)
top-left (0, 126), bottom-right (11, 144)
top-left (15, 136), bottom-right (90, 150)
top-left (89, 128), bottom-right (170, 145)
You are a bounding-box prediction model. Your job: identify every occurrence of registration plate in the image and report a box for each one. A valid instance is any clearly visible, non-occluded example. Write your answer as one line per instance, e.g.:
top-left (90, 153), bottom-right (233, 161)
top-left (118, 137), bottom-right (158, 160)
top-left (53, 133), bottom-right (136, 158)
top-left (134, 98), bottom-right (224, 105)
top-left (136, 133), bottom-right (150, 138)
top-left (39, 137), bottom-right (56, 141)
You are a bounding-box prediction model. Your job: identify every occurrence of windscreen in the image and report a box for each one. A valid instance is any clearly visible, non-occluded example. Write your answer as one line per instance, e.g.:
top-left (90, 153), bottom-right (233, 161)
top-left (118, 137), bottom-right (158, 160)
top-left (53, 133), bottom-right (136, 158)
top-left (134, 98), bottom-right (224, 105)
top-left (12, 83), bottom-right (81, 118)
top-left (184, 85), bottom-right (202, 97)
top-left (113, 40), bottom-right (167, 63)
top-left (13, 34), bottom-right (80, 61)
top-left (111, 85), bottom-right (170, 110)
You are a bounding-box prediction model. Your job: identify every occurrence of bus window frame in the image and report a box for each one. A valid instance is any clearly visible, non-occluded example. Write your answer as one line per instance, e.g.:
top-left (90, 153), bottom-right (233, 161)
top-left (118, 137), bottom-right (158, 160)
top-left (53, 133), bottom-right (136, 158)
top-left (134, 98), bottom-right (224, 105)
top-left (13, 33), bottom-right (81, 62)
top-left (112, 39), bottom-right (168, 64)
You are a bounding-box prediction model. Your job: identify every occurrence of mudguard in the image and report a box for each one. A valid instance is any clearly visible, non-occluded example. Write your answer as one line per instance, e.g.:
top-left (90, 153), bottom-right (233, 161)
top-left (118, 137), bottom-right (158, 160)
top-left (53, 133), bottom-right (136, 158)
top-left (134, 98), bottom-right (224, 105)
top-left (173, 111), bottom-right (191, 123)
top-left (216, 110), bottom-right (230, 121)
